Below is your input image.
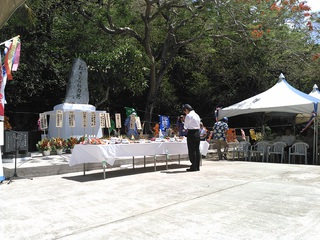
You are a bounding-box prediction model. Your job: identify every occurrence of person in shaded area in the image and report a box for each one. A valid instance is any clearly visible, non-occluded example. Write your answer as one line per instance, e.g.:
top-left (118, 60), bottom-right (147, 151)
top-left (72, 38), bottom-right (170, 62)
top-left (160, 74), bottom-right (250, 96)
top-left (301, 128), bottom-right (314, 164)
top-left (199, 122), bottom-right (207, 141)
top-left (213, 117), bottom-right (229, 160)
top-left (176, 115), bottom-right (187, 137)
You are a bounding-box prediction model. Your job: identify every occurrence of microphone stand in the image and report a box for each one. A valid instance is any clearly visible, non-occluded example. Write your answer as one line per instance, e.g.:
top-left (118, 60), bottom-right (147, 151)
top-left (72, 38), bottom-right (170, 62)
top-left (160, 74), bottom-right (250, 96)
top-left (7, 130), bottom-right (33, 184)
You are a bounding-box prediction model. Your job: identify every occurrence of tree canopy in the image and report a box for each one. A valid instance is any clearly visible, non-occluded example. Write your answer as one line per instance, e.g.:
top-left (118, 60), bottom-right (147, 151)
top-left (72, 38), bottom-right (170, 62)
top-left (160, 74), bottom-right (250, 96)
top-left (1, 0), bottom-right (320, 131)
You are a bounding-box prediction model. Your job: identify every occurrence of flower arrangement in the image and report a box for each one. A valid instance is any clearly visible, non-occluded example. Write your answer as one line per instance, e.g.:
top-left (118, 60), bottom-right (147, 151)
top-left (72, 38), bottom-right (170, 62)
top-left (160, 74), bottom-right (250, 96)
top-left (36, 138), bottom-right (51, 152)
top-left (50, 137), bottom-right (67, 150)
top-left (67, 137), bottom-right (78, 149)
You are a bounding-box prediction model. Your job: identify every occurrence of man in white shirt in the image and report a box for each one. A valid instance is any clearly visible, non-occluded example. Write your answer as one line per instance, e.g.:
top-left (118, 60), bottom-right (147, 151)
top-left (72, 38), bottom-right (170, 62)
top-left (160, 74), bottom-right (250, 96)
top-left (183, 104), bottom-right (201, 171)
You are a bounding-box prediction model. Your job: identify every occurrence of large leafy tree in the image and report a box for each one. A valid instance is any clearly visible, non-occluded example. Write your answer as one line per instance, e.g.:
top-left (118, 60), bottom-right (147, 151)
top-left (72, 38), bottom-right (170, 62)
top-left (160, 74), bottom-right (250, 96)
top-left (1, 0), bottom-right (320, 132)
top-left (71, 0), bottom-right (229, 131)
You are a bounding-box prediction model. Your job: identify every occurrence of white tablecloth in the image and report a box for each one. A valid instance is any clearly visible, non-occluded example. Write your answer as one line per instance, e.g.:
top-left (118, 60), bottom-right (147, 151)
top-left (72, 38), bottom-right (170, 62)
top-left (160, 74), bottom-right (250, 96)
top-left (69, 141), bottom-right (209, 166)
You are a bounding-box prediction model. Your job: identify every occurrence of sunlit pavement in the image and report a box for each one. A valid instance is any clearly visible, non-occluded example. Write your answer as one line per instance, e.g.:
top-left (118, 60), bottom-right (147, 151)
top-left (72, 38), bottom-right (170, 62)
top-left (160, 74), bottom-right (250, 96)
top-left (1, 159), bottom-right (320, 240)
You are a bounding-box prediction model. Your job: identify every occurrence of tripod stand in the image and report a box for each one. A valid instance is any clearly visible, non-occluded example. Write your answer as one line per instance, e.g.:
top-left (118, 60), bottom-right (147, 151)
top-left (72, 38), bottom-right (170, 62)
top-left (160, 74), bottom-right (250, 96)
top-left (7, 131), bottom-right (33, 184)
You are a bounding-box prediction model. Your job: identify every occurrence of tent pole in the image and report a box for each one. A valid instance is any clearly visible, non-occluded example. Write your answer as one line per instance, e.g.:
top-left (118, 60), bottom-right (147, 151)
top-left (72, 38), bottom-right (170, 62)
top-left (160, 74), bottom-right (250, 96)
top-left (316, 118), bottom-right (319, 165)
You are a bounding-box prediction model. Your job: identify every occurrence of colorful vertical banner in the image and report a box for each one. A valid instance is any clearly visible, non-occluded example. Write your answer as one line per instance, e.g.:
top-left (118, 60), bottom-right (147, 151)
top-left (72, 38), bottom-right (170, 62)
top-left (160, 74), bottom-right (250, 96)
top-left (68, 111), bottom-right (75, 128)
top-left (99, 113), bottom-right (106, 128)
top-left (115, 113), bottom-right (121, 128)
top-left (159, 115), bottom-right (170, 132)
top-left (4, 36), bottom-right (20, 81)
top-left (56, 110), bottom-right (63, 128)
top-left (0, 36), bottom-right (21, 121)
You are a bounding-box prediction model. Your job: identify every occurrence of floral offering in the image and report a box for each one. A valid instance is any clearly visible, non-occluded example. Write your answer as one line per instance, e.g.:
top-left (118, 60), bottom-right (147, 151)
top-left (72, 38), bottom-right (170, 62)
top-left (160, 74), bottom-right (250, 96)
top-left (36, 138), bottom-right (51, 152)
top-left (50, 137), bottom-right (67, 150)
top-left (66, 137), bottom-right (78, 149)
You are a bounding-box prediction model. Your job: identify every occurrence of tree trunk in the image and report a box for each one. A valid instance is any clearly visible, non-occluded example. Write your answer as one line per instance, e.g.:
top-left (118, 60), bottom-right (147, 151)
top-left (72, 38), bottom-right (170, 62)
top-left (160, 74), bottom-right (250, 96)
top-left (143, 58), bottom-right (157, 134)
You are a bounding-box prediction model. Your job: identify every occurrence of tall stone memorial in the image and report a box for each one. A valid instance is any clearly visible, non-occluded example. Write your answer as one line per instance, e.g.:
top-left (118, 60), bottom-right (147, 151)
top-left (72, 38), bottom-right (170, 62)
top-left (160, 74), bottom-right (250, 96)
top-left (44, 59), bottom-right (106, 139)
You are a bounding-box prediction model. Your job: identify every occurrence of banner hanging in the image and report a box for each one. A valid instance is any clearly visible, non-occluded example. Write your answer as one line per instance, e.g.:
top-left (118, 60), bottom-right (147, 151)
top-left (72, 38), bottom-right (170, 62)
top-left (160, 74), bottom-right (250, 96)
top-left (82, 112), bottom-right (87, 128)
top-left (90, 112), bottom-right (96, 128)
top-left (39, 113), bottom-right (48, 130)
top-left (99, 113), bottom-right (106, 128)
top-left (105, 113), bottom-right (111, 128)
top-left (68, 111), bottom-right (75, 128)
top-left (159, 115), bottom-right (170, 132)
top-left (115, 113), bottom-right (121, 128)
top-left (56, 110), bottom-right (63, 128)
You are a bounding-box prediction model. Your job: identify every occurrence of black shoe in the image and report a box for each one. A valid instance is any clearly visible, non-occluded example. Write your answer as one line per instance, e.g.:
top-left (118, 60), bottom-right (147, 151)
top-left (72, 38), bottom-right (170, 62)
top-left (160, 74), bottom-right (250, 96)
top-left (186, 168), bottom-right (198, 172)
top-left (223, 155), bottom-right (227, 160)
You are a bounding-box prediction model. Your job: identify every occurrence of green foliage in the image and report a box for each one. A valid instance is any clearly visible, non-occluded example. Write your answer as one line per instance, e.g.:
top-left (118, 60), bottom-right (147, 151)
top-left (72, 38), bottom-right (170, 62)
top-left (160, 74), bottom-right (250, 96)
top-left (1, 0), bottom-right (320, 131)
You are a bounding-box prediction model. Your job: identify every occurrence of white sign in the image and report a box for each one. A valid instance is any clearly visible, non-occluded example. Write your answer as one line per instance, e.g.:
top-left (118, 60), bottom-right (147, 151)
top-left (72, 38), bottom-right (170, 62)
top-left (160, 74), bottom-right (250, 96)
top-left (100, 113), bottom-right (106, 128)
top-left (56, 110), bottom-right (63, 128)
top-left (69, 111), bottom-right (75, 127)
top-left (39, 113), bottom-right (48, 130)
top-left (130, 115), bottom-right (136, 130)
top-left (115, 113), bottom-right (121, 128)
top-left (91, 112), bottom-right (96, 127)
top-left (105, 113), bottom-right (111, 128)
top-left (82, 112), bottom-right (88, 128)
top-left (135, 116), bottom-right (142, 130)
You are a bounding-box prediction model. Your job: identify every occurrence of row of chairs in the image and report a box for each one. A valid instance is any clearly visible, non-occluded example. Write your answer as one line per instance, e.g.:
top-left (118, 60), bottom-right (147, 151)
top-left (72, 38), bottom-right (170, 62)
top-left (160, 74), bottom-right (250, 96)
top-left (232, 141), bottom-right (309, 164)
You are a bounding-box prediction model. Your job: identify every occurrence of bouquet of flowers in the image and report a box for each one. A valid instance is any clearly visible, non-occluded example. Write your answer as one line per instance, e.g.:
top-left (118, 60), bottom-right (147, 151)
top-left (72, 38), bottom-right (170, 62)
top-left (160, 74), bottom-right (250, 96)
top-left (36, 138), bottom-right (51, 152)
top-left (50, 137), bottom-right (67, 150)
top-left (67, 137), bottom-right (78, 149)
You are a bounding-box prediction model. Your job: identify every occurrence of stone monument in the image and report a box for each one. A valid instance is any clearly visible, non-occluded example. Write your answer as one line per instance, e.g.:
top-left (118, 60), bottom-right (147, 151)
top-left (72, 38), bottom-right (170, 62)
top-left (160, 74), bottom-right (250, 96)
top-left (64, 59), bottom-right (89, 104)
top-left (44, 59), bottom-right (105, 139)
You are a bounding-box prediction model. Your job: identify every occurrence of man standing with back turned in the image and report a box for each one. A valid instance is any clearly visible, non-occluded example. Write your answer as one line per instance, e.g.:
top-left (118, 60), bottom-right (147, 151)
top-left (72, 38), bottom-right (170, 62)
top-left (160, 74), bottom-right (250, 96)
top-left (182, 104), bottom-right (201, 171)
top-left (213, 117), bottom-right (229, 160)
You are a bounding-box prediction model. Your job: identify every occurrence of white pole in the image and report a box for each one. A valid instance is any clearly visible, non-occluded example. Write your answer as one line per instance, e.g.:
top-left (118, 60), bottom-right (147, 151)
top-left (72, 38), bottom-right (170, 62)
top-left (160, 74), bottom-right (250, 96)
top-left (0, 122), bottom-right (5, 182)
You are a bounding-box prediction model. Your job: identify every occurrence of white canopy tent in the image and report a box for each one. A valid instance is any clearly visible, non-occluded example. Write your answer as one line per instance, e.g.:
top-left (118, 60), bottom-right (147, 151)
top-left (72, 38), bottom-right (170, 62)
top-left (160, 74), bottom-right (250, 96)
top-left (218, 74), bottom-right (320, 165)
top-left (296, 84), bottom-right (320, 124)
top-left (218, 74), bottom-right (319, 119)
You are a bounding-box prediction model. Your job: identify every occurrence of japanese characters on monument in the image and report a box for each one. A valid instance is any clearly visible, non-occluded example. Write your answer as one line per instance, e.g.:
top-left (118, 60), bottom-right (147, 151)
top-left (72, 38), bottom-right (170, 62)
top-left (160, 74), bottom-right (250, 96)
top-left (105, 113), bottom-right (111, 128)
top-left (135, 116), bottom-right (142, 130)
top-left (115, 113), bottom-right (121, 128)
top-left (68, 111), bottom-right (75, 127)
top-left (90, 112), bottom-right (96, 128)
top-left (39, 113), bottom-right (48, 130)
top-left (56, 110), bottom-right (63, 128)
top-left (82, 112), bottom-right (87, 128)
top-left (99, 113), bottom-right (106, 128)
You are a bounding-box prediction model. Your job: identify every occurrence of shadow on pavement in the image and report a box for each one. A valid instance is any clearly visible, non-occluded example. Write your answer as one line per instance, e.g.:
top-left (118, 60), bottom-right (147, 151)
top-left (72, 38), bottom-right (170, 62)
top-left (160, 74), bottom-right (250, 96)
top-left (62, 164), bottom-right (190, 182)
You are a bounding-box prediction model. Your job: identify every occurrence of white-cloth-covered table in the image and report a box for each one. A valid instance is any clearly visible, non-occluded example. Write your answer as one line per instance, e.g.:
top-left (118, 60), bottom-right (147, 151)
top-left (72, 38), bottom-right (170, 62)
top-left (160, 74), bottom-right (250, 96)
top-left (69, 141), bottom-right (210, 166)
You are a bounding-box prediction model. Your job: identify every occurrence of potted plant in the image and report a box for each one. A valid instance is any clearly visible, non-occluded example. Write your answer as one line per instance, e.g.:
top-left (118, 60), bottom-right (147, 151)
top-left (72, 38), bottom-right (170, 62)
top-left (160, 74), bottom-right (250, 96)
top-left (36, 138), bottom-right (51, 156)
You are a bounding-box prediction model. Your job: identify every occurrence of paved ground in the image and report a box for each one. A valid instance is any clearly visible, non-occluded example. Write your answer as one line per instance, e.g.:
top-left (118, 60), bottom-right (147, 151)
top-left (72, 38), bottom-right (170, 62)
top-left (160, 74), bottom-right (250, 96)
top-left (1, 159), bottom-right (320, 240)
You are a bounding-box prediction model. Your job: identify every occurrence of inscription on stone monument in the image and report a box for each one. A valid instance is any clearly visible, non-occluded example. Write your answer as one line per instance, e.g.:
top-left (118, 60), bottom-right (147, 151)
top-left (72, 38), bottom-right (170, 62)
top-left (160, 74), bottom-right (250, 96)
top-left (64, 59), bottom-right (89, 104)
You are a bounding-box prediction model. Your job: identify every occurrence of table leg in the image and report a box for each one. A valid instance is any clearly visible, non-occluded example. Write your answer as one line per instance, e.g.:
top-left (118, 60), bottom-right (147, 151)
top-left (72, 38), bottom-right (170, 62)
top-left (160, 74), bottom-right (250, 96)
top-left (166, 153), bottom-right (169, 170)
top-left (102, 161), bottom-right (107, 179)
top-left (144, 156), bottom-right (146, 168)
top-left (178, 154), bottom-right (181, 165)
top-left (154, 155), bottom-right (156, 171)
top-left (132, 156), bottom-right (135, 169)
top-left (83, 163), bottom-right (86, 176)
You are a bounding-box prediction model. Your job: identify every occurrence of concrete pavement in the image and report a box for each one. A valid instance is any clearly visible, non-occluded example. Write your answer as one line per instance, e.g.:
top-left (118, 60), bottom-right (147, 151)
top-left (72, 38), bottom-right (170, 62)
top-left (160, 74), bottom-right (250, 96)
top-left (1, 160), bottom-right (320, 240)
